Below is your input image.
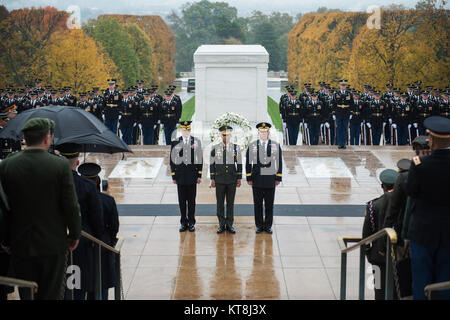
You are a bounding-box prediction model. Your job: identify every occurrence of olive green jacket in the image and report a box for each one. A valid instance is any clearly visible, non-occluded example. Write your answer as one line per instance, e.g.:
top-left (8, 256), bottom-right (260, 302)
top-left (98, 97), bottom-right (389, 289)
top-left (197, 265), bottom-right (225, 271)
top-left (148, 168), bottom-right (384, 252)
top-left (0, 149), bottom-right (81, 257)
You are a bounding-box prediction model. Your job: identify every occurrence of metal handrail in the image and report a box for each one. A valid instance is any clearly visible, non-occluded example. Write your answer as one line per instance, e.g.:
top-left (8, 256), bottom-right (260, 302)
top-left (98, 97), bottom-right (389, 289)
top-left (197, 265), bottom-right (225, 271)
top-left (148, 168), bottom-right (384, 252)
top-left (338, 228), bottom-right (398, 300)
top-left (67, 231), bottom-right (123, 300)
top-left (425, 281), bottom-right (450, 300)
top-left (0, 276), bottom-right (38, 299)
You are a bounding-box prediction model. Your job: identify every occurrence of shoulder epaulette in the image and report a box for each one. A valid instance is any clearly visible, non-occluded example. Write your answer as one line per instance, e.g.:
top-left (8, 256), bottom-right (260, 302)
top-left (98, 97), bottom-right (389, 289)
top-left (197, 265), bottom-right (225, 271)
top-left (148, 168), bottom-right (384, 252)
top-left (413, 156), bottom-right (421, 166)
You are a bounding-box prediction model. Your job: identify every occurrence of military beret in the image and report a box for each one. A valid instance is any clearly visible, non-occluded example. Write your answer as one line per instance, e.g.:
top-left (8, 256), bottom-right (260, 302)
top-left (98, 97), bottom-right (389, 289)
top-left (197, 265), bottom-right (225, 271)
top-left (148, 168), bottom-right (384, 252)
top-left (424, 116), bottom-right (450, 138)
top-left (55, 143), bottom-right (81, 159)
top-left (397, 159), bottom-right (411, 172)
top-left (379, 169), bottom-right (399, 185)
top-left (22, 118), bottom-right (55, 133)
top-left (78, 162), bottom-right (101, 179)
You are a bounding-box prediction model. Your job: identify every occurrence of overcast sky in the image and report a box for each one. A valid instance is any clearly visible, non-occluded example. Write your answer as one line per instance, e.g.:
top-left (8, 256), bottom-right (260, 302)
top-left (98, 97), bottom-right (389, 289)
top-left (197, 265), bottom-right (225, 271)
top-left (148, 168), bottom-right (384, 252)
top-left (2, 0), bottom-right (448, 21)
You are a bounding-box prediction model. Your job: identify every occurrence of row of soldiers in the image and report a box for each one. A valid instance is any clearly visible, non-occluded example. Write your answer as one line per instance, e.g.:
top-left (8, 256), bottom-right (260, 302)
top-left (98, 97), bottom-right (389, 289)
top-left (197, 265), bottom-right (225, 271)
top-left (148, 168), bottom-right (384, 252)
top-left (0, 79), bottom-right (184, 148)
top-left (279, 80), bottom-right (450, 147)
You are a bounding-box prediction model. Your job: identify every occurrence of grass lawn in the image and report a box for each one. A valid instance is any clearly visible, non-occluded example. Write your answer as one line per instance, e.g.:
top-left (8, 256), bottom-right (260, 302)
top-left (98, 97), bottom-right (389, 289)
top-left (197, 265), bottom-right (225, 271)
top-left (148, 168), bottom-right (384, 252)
top-left (180, 96), bottom-right (195, 121)
top-left (267, 96), bottom-right (282, 131)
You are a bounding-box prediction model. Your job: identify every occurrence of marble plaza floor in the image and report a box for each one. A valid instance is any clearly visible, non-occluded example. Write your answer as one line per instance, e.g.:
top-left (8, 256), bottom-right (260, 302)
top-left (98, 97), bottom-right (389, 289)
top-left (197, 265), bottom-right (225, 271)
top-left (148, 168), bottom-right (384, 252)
top-left (86, 145), bottom-right (413, 300)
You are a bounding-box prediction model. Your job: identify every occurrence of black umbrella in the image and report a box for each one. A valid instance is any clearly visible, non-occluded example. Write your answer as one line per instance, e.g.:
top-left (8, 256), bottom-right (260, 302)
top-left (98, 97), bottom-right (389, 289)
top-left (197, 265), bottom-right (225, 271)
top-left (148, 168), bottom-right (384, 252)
top-left (0, 105), bottom-right (131, 154)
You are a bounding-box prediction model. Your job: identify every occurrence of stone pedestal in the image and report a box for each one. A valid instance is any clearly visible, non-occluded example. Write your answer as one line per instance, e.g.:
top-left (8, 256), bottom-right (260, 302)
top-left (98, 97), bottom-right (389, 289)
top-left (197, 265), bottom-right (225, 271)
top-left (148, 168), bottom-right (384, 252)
top-left (194, 45), bottom-right (269, 122)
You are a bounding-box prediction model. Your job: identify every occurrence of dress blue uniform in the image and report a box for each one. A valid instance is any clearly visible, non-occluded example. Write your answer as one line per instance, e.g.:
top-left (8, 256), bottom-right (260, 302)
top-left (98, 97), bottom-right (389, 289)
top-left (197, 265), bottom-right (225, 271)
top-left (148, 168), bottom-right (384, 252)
top-left (103, 80), bottom-right (122, 134)
top-left (406, 116), bottom-right (450, 300)
top-left (333, 80), bottom-right (353, 149)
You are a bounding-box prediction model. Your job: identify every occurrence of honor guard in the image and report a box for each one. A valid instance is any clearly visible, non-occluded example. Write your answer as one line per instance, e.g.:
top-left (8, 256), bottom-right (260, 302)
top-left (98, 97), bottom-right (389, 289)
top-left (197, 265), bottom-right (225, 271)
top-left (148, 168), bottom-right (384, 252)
top-left (349, 91), bottom-right (364, 145)
top-left (333, 79), bottom-right (353, 149)
top-left (103, 79), bottom-right (122, 134)
top-left (62, 87), bottom-right (76, 106)
top-left (118, 90), bottom-right (136, 145)
top-left (138, 89), bottom-right (159, 145)
top-left (150, 84), bottom-right (163, 144)
top-left (439, 90), bottom-right (450, 119)
top-left (414, 91), bottom-right (435, 136)
top-left (76, 92), bottom-right (88, 110)
top-left (160, 89), bottom-right (181, 145)
top-left (284, 89), bottom-right (303, 145)
top-left (392, 93), bottom-right (413, 145)
top-left (366, 91), bottom-right (387, 145)
top-left (305, 92), bottom-right (324, 145)
top-left (86, 91), bottom-right (102, 121)
top-left (170, 121), bottom-right (203, 232)
top-left (21, 90), bottom-right (42, 112)
top-left (246, 122), bottom-right (282, 234)
top-left (210, 125), bottom-right (242, 234)
top-left (49, 90), bottom-right (61, 105)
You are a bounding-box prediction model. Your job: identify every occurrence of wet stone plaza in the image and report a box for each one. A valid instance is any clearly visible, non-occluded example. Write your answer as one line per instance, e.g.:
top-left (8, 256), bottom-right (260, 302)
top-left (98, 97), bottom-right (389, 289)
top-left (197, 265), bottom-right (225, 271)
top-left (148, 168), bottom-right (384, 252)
top-left (85, 145), bottom-right (413, 300)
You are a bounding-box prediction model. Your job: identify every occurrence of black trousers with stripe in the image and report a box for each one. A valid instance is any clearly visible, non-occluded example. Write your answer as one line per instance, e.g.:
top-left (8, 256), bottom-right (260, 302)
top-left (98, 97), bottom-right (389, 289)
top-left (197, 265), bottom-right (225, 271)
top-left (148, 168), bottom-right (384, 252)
top-left (252, 187), bottom-right (275, 229)
top-left (177, 183), bottom-right (197, 226)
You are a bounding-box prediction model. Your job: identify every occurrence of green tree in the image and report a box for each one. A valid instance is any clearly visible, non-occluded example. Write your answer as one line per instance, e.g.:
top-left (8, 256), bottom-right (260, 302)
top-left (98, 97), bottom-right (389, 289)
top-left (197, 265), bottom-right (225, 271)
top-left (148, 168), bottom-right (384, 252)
top-left (83, 16), bottom-right (140, 88)
top-left (123, 24), bottom-right (156, 86)
top-left (254, 22), bottom-right (281, 71)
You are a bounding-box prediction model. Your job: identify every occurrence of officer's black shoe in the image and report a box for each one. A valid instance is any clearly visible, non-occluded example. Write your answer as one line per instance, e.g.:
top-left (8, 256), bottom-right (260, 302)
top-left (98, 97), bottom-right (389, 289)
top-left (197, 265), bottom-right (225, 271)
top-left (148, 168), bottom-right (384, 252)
top-left (342, 145), bottom-right (346, 149)
top-left (255, 227), bottom-right (264, 234)
top-left (265, 227), bottom-right (273, 234)
top-left (188, 225), bottom-right (195, 232)
top-left (179, 225), bottom-right (188, 232)
top-left (217, 226), bottom-right (226, 234)
top-left (227, 226), bottom-right (236, 234)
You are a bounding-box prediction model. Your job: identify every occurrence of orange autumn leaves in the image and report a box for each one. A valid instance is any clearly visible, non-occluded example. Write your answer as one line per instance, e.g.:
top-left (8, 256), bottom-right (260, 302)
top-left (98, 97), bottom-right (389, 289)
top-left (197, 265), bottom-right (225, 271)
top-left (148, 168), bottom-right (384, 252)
top-left (288, 8), bottom-right (449, 90)
top-left (0, 6), bottom-right (175, 92)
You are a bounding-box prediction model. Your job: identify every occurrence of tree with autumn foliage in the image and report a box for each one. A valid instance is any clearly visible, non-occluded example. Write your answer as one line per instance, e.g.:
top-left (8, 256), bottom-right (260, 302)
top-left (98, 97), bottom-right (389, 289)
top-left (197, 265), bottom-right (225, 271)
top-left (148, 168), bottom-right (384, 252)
top-left (0, 6), bottom-right (68, 87)
top-left (83, 16), bottom-right (140, 88)
top-left (42, 29), bottom-right (120, 93)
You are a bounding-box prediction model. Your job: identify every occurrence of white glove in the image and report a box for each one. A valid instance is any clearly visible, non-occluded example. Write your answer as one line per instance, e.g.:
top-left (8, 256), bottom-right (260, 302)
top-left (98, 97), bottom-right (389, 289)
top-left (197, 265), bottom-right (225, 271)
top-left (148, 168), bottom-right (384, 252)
top-left (383, 122), bottom-right (386, 126)
top-left (413, 123), bottom-right (418, 128)
top-left (304, 123), bottom-right (308, 129)
top-left (102, 114), bottom-right (105, 121)
top-left (389, 118), bottom-right (393, 124)
top-left (366, 123), bottom-right (371, 128)
top-left (392, 124), bottom-right (397, 129)
top-left (139, 124), bottom-right (142, 130)
top-left (349, 115), bottom-right (353, 120)
top-left (325, 122), bottom-right (330, 128)
top-left (408, 124), bottom-right (412, 129)
top-left (157, 120), bottom-right (161, 124)
top-left (332, 115), bottom-right (336, 120)
top-left (118, 115), bottom-right (122, 120)
top-left (133, 122), bottom-right (137, 127)
top-left (153, 125), bottom-right (157, 129)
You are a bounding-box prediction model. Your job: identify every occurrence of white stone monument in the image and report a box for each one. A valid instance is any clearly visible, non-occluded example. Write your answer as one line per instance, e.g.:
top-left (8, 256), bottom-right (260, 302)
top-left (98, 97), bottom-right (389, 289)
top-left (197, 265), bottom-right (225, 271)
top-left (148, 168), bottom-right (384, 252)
top-left (193, 45), bottom-right (269, 122)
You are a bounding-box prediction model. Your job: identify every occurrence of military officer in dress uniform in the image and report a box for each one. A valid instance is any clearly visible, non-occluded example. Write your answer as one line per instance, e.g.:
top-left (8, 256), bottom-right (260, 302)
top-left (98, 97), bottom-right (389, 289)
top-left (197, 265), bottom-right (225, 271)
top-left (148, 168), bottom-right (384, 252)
top-left (161, 90), bottom-right (182, 145)
top-left (78, 163), bottom-right (119, 300)
top-left (349, 91), bottom-right (364, 145)
top-left (151, 85), bottom-right (163, 144)
top-left (56, 143), bottom-right (104, 301)
top-left (138, 89), bottom-right (159, 145)
top-left (305, 92), bottom-right (324, 145)
top-left (49, 90), bottom-right (61, 105)
top-left (210, 126), bottom-right (242, 234)
top-left (438, 90), bottom-right (450, 119)
top-left (86, 91), bottom-right (103, 121)
top-left (103, 79), bottom-right (122, 134)
top-left (414, 91), bottom-right (435, 136)
top-left (406, 116), bottom-right (450, 300)
top-left (284, 89), bottom-right (303, 145)
top-left (170, 121), bottom-right (203, 232)
top-left (62, 87), bottom-right (76, 106)
top-left (246, 123), bottom-right (282, 234)
top-left (76, 92), bottom-right (88, 110)
top-left (118, 90), bottom-right (136, 145)
top-left (21, 90), bottom-right (42, 112)
top-left (392, 93), bottom-right (413, 145)
top-left (362, 169), bottom-right (399, 300)
top-left (366, 91), bottom-right (387, 145)
top-left (333, 79), bottom-right (353, 149)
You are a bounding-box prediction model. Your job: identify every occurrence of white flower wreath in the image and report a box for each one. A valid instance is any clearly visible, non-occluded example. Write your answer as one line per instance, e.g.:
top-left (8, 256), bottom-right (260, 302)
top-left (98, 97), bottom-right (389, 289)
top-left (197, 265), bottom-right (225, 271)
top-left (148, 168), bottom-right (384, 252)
top-left (209, 112), bottom-right (254, 149)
